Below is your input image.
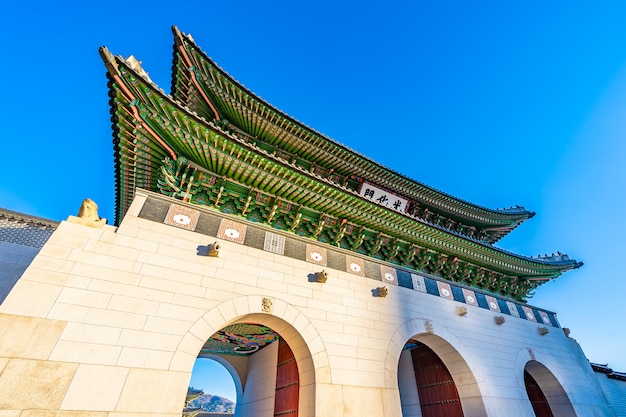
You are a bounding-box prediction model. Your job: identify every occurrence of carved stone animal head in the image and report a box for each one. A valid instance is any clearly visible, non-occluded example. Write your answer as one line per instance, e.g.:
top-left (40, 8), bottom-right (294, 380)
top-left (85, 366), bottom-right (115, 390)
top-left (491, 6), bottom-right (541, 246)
top-left (78, 199), bottom-right (104, 223)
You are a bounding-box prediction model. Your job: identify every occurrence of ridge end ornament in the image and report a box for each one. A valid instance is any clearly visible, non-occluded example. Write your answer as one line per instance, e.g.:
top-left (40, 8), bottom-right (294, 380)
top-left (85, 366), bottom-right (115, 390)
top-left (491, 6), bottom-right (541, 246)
top-left (68, 198), bottom-right (107, 228)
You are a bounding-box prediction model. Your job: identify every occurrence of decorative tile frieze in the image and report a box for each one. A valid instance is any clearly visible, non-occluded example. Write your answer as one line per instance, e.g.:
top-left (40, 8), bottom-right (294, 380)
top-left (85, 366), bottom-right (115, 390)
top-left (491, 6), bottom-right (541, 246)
top-left (164, 204), bottom-right (200, 231)
top-left (462, 289), bottom-right (478, 306)
top-left (538, 310), bottom-right (552, 326)
top-left (380, 265), bottom-right (398, 285)
top-left (263, 232), bottom-right (285, 255)
top-left (306, 244), bottom-right (327, 266)
top-left (346, 255), bottom-right (365, 276)
top-left (437, 282), bottom-right (454, 300)
top-left (145, 197), bottom-right (561, 328)
top-left (522, 306), bottom-right (537, 321)
top-left (507, 301), bottom-right (520, 318)
top-left (217, 219), bottom-right (247, 244)
top-left (411, 274), bottom-right (426, 293)
top-left (486, 295), bottom-right (501, 312)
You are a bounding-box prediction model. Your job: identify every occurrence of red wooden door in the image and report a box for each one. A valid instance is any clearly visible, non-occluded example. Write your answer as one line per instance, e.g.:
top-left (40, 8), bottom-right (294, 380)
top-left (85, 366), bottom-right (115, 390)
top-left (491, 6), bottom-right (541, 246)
top-left (524, 370), bottom-right (555, 417)
top-left (274, 337), bottom-right (299, 417)
top-left (411, 342), bottom-right (464, 417)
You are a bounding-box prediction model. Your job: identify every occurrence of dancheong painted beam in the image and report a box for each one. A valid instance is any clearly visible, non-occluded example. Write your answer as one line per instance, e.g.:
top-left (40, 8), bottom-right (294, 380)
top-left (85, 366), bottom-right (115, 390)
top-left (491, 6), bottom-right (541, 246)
top-left (100, 28), bottom-right (581, 301)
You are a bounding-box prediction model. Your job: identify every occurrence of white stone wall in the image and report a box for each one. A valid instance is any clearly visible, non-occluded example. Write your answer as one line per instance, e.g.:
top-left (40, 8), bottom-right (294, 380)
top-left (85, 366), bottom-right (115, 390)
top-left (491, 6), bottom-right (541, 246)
top-left (0, 191), bottom-right (615, 417)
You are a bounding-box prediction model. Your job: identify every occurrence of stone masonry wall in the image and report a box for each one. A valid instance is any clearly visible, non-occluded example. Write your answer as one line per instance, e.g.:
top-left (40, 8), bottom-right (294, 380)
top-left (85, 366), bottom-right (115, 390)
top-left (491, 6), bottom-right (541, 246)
top-left (0, 190), bottom-right (614, 417)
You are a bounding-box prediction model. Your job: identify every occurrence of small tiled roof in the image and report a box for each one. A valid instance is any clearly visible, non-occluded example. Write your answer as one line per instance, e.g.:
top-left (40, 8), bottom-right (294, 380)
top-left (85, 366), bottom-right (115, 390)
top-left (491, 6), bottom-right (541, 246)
top-left (591, 363), bottom-right (626, 381)
top-left (0, 208), bottom-right (58, 249)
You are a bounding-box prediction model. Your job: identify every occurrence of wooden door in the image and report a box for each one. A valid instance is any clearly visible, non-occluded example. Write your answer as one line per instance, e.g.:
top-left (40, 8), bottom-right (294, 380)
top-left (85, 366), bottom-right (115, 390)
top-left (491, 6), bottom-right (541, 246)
top-left (274, 337), bottom-right (299, 416)
top-left (411, 342), bottom-right (464, 417)
top-left (525, 370), bottom-right (555, 417)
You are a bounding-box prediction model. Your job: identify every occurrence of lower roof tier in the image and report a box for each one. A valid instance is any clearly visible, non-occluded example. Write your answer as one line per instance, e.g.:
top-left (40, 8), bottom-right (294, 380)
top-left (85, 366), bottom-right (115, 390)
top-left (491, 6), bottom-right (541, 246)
top-left (101, 47), bottom-right (582, 301)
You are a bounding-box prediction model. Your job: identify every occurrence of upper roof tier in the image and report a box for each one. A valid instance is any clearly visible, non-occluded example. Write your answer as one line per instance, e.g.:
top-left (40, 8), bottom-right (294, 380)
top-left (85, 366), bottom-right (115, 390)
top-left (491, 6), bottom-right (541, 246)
top-left (169, 26), bottom-right (533, 245)
top-left (100, 38), bottom-right (582, 301)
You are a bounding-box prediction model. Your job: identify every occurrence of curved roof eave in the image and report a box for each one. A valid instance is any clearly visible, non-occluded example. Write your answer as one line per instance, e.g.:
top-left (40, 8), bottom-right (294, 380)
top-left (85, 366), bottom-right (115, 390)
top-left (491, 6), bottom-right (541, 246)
top-left (102, 48), bottom-right (582, 281)
top-left (169, 26), bottom-right (535, 237)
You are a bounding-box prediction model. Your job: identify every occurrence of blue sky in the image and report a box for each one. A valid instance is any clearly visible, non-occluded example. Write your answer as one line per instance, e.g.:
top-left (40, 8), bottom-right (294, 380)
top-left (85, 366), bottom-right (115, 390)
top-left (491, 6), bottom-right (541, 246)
top-left (2, 0), bottom-right (626, 397)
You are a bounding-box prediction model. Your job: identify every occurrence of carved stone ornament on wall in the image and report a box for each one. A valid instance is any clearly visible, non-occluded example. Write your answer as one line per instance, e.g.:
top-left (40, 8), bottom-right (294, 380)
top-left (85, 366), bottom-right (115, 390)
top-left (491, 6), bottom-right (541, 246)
top-left (539, 310), bottom-right (551, 325)
top-left (262, 297), bottom-right (273, 313)
top-left (462, 288), bottom-right (478, 306)
top-left (264, 232), bottom-right (286, 255)
top-left (424, 320), bottom-right (434, 333)
top-left (486, 295), bottom-right (501, 312)
top-left (164, 204), bottom-right (200, 231)
top-left (380, 265), bottom-right (398, 285)
top-left (437, 282), bottom-right (454, 300)
top-left (217, 219), bottom-right (247, 244)
top-left (306, 244), bottom-right (327, 266)
top-left (507, 301), bottom-right (521, 318)
top-left (346, 255), bottom-right (365, 276)
top-left (411, 273), bottom-right (427, 293)
top-left (522, 306), bottom-right (537, 322)
top-left (68, 198), bottom-right (108, 228)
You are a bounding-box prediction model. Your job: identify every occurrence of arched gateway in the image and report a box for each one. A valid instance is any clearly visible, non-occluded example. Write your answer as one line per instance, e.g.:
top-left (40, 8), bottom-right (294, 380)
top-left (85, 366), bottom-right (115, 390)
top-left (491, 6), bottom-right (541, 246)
top-left (0, 26), bottom-right (615, 417)
top-left (391, 320), bottom-right (488, 417)
top-left (523, 360), bottom-right (577, 417)
top-left (178, 305), bottom-right (319, 417)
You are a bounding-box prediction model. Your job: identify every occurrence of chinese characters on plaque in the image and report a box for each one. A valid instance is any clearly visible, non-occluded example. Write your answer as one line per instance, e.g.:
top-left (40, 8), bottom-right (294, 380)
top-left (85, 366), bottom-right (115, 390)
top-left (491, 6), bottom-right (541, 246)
top-left (359, 182), bottom-right (409, 212)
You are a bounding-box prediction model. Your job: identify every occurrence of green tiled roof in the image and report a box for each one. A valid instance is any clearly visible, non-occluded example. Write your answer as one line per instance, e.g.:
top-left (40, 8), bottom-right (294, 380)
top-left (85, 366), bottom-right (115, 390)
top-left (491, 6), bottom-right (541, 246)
top-left (100, 32), bottom-right (581, 301)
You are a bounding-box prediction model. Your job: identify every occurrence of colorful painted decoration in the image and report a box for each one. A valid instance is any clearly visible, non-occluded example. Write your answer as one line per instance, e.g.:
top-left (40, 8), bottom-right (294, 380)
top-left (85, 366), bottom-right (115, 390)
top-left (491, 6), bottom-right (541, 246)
top-left (200, 323), bottom-right (279, 356)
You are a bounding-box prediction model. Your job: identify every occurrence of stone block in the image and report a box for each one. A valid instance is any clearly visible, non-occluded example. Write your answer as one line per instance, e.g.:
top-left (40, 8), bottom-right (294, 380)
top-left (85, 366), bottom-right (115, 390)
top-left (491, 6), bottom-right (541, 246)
top-left (139, 275), bottom-right (201, 297)
top-left (60, 364), bottom-right (129, 411)
top-left (57, 287), bottom-right (111, 309)
top-left (60, 322), bottom-right (121, 345)
top-left (88, 279), bottom-right (173, 303)
top-left (37, 244), bottom-right (72, 260)
top-left (342, 385), bottom-right (384, 417)
top-left (125, 192), bottom-right (147, 217)
top-left (84, 308), bottom-right (146, 330)
top-left (155, 302), bottom-right (204, 322)
top-left (116, 369), bottom-right (189, 413)
top-left (140, 263), bottom-right (202, 286)
top-left (143, 316), bottom-right (193, 336)
top-left (24, 267), bottom-right (71, 286)
top-left (333, 369), bottom-right (385, 388)
top-left (0, 280), bottom-right (62, 318)
top-left (0, 358), bottom-right (77, 409)
top-left (21, 412), bottom-right (107, 417)
top-left (116, 347), bottom-right (173, 369)
top-left (315, 383), bottom-right (343, 416)
top-left (117, 329), bottom-right (180, 351)
top-left (71, 263), bottom-right (141, 286)
top-left (49, 340), bottom-right (122, 365)
top-left (138, 251), bottom-right (206, 277)
top-left (0, 314), bottom-right (66, 360)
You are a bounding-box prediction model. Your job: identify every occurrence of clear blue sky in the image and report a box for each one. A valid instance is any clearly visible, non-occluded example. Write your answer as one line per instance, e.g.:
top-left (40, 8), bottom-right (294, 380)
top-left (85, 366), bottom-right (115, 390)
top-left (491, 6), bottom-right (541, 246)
top-left (190, 359), bottom-right (236, 402)
top-left (2, 1), bottom-right (625, 392)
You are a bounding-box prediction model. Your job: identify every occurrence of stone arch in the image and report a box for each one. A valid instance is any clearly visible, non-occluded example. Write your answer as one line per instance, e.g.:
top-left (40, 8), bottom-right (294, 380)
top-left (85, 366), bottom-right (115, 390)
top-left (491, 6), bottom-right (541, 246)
top-left (521, 359), bottom-right (577, 417)
top-left (386, 317), bottom-right (488, 417)
top-left (170, 295), bottom-right (328, 417)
